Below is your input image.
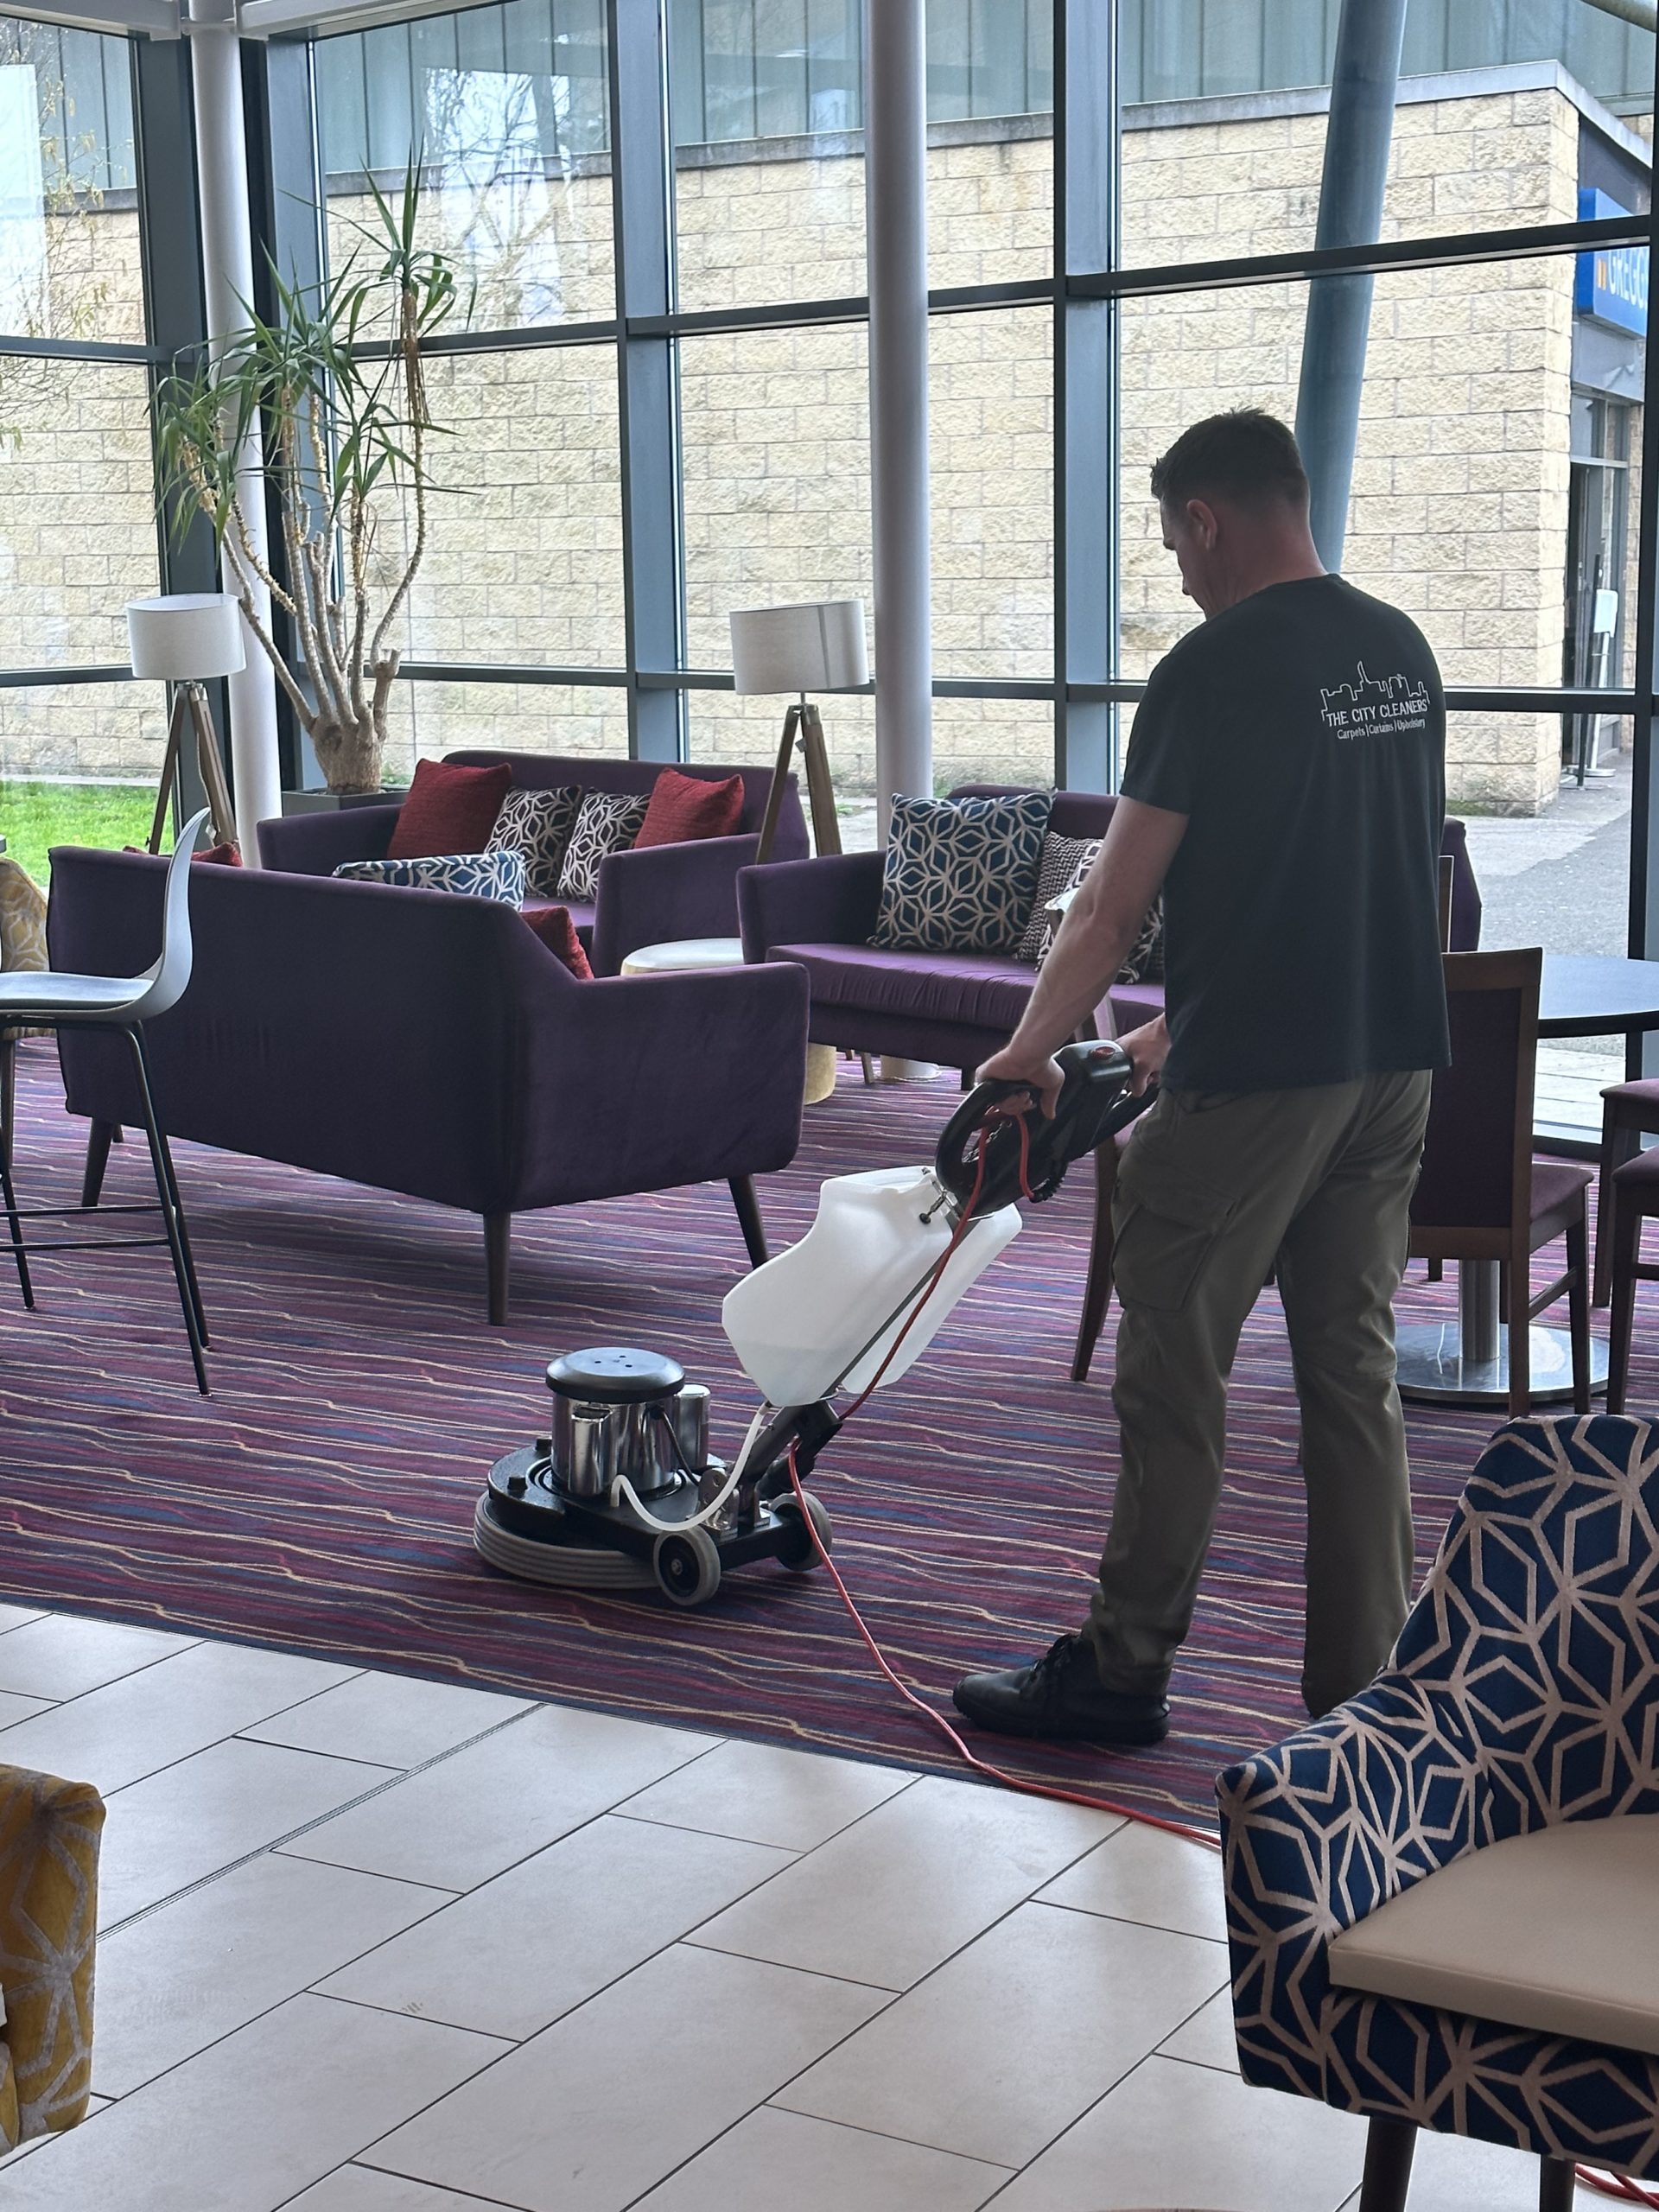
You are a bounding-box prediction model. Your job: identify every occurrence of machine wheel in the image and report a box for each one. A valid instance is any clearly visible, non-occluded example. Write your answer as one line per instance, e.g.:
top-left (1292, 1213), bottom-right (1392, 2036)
top-left (773, 1491), bottom-right (832, 1573)
top-left (652, 1526), bottom-right (722, 1608)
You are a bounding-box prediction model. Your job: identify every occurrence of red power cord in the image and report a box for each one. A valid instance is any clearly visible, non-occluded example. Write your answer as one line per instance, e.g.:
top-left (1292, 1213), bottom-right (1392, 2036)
top-left (779, 1098), bottom-right (1659, 2205)
top-left (785, 1100), bottom-right (1218, 1853)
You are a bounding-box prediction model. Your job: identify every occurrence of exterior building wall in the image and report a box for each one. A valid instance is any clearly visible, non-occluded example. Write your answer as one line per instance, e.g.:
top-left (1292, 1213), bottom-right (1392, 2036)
top-left (0, 79), bottom-right (1637, 815)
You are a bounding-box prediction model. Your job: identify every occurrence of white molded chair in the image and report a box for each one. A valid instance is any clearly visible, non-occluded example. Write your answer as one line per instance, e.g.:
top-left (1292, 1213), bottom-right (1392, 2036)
top-left (0, 810), bottom-right (211, 1391)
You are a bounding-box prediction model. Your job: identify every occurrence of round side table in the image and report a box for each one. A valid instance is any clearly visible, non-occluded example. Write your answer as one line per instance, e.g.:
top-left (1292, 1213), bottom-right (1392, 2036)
top-left (618, 936), bottom-right (836, 1104)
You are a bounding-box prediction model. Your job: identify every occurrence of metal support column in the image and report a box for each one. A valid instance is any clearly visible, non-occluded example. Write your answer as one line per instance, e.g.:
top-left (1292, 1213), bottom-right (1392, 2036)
top-left (610, 0), bottom-right (684, 762)
top-left (1055, 0), bottom-right (1116, 792)
top-left (1629, 23), bottom-right (1659, 988)
top-left (187, 0), bottom-right (284, 853)
top-left (865, 0), bottom-right (931, 833)
top-left (1293, 0), bottom-right (1408, 572)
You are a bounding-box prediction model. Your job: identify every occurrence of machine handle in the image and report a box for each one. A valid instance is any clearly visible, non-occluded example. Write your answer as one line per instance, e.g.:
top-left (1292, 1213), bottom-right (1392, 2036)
top-left (935, 1039), bottom-right (1155, 1218)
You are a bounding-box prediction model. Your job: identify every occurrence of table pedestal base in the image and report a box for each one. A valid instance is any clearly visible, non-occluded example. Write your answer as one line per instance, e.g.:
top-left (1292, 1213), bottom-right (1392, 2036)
top-left (1395, 1322), bottom-right (1607, 1408)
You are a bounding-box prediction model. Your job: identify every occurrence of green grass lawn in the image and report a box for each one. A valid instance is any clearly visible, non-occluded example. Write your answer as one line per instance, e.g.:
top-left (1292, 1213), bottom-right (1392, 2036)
top-left (0, 781), bottom-right (156, 887)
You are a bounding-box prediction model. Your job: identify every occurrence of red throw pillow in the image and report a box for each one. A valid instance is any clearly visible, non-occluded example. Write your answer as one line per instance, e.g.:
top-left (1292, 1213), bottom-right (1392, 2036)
top-left (521, 904), bottom-right (594, 979)
top-left (388, 759), bottom-right (513, 860)
top-left (634, 767), bottom-right (745, 849)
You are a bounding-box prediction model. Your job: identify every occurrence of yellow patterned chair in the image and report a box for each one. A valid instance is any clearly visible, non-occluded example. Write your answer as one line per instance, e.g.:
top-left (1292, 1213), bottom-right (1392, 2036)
top-left (0, 1765), bottom-right (104, 2146)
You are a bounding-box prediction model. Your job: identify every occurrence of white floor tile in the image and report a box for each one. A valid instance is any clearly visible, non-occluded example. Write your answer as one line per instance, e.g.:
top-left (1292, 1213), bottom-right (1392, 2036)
top-left (0, 1639), bottom-right (361, 1796)
top-left (321, 1812), bottom-right (793, 2039)
top-left (690, 1772), bottom-right (1117, 1989)
top-left (93, 1852), bottom-right (453, 2095)
top-left (365, 1943), bottom-right (889, 2212)
top-left (242, 1672), bottom-right (531, 1768)
top-left (1037, 1818), bottom-right (1230, 1942)
top-left (619, 1738), bottom-right (918, 1852)
top-left (991, 2055), bottom-right (1366, 2212)
top-left (0, 1692), bottom-right (54, 1728)
top-left (283, 1701), bottom-right (720, 1891)
top-left (778, 1900), bottom-right (1229, 2167)
top-left (633, 2107), bottom-right (1011, 2212)
top-left (286, 2167), bottom-right (521, 2210)
top-left (98, 1738), bottom-right (392, 1926)
top-left (1157, 1986), bottom-right (1242, 2073)
top-left (0, 1994), bottom-right (508, 2212)
top-left (0, 1605), bottom-right (46, 1634)
top-left (0, 1612), bottom-right (196, 1700)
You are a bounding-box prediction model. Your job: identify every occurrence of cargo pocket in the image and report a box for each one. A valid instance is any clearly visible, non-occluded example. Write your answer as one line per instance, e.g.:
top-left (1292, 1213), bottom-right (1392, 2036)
top-left (1112, 1155), bottom-right (1238, 1315)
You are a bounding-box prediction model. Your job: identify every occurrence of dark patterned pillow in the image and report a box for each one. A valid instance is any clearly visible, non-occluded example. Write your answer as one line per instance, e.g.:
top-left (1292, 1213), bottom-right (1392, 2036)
top-left (869, 792), bottom-right (1051, 955)
top-left (1122, 897), bottom-right (1165, 983)
top-left (1017, 831), bottom-right (1101, 964)
top-left (487, 785), bottom-right (581, 899)
top-left (332, 850), bottom-right (526, 905)
top-left (556, 791), bottom-right (649, 902)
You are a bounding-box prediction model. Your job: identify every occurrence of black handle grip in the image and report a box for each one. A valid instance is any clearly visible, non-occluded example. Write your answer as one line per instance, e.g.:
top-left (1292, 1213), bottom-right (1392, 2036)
top-left (934, 1040), bottom-right (1155, 1218)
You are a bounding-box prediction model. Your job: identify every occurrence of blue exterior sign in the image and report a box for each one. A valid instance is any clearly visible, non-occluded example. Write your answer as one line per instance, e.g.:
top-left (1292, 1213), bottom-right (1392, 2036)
top-left (1576, 188), bottom-right (1648, 335)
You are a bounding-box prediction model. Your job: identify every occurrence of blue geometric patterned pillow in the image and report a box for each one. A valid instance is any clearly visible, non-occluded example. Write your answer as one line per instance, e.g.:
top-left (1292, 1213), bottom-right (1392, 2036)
top-left (331, 850), bottom-right (526, 905)
top-left (870, 792), bottom-right (1052, 955)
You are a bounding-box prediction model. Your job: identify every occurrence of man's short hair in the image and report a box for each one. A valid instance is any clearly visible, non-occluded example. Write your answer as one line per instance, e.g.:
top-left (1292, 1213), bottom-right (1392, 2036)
top-left (1150, 410), bottom-right (1309, 512)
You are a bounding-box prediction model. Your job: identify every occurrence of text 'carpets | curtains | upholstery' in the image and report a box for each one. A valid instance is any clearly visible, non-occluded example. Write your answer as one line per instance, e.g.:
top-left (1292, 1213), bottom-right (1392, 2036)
top-left (0, 1041), bottom-right (1555, 1827)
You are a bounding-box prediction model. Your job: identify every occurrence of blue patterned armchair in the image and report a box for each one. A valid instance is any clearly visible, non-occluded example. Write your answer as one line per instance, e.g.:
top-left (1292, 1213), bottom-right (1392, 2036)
top-left (1219, 1414), bottom-right (1659, 2212)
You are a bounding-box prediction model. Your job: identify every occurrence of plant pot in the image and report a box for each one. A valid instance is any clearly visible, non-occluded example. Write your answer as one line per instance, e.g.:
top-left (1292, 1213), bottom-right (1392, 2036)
top-left (280, 788), bottom-right (409, 817)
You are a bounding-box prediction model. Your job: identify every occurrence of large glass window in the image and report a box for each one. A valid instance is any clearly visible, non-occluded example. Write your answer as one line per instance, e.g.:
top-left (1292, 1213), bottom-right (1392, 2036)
top-left (0, 15), bottom-right (160, 877)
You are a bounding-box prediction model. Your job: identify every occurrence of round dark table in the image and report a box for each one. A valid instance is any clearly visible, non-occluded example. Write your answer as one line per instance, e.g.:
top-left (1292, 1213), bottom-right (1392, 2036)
top-left (1398, 952), bottom-right (1659, 1408)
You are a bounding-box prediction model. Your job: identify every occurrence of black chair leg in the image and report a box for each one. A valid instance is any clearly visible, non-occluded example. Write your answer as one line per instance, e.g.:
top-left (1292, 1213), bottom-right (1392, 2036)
top-left (82, 1118), bottom-right (118, 1209)
top-left (728, 1176), bottom-right (768, 1268)
top-left (1538, 2155), bottom-right (1576, 2212)
top-left (485, 1211), bottom-right (511, 1326)
top-left (0, 1041), bottom-right (33, 1312)
top-left (123, 1027), bottom-right (208, 1394)
top-left (1567, 1207), bottom-right (1593, 1416)
top-left (1607, 1192), bottom-right (1645, 1416)
top-left (1358, 2115), bottom-right (1416, 2212)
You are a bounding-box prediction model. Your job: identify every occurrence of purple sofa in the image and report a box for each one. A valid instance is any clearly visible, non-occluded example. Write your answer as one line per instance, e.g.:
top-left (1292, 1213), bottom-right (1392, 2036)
top-left (257, 753), bottom-right (810, 977)
top-left (738, 787), bottom-right (1483, 1076)
top-left (47, 847), bottom-right (810, 1323)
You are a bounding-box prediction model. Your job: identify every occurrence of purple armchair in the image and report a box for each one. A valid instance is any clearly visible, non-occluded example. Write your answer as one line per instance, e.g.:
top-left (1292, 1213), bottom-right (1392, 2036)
top-left (48, 848), bottom-right (810, 1323)
top-left (257, 753), bottom-right (810, 978)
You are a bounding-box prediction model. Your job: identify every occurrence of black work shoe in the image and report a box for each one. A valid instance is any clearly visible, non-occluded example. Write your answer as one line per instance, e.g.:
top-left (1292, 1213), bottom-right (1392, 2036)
top-left (952, 1634), bottom-right (1170, 1746)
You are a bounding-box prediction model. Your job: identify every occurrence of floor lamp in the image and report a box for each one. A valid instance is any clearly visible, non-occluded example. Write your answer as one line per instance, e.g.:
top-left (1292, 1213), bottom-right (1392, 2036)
top-left (731, 599), bottom-right (869, 862)
top-left (127, 594), bottom-right (243, 855)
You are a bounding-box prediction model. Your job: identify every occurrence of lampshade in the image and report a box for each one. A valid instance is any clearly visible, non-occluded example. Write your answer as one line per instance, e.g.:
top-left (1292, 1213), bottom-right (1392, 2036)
top-left (728, 599), bottom-right (868, 695)
top-left (126, 594), bottom-right (246, 682)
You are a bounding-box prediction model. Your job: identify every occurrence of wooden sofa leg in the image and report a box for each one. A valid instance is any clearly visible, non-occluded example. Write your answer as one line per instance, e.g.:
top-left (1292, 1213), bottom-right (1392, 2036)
top-left (1071, 1139), bottom-right (1118, 1384)
top-left (485, 1211), bottom-right (511, 1326)
top-left (1538, 2157), bottom-right (1576, 2212)
top-left (728, 1177), bottom-right (768, 1268)
top-left (82, 1118), bottom-right (118, 1209)
top-left (1358, 2116), bottom-right (1416, 2212)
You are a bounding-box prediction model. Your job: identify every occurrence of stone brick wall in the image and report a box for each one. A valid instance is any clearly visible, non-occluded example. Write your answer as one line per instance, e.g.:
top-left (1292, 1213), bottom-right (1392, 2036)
top-left (0, 80), bottom-right (1631, 816)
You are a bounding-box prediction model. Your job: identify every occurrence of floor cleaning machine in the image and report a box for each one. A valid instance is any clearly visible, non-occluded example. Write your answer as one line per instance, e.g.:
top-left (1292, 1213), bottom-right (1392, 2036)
top-left (473, 1039), bottom-right (1152, 1607)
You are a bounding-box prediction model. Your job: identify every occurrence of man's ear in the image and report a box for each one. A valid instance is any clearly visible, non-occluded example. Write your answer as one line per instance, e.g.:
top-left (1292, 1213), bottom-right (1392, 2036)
top-left (1185, 497), bottom-right (1219, 550)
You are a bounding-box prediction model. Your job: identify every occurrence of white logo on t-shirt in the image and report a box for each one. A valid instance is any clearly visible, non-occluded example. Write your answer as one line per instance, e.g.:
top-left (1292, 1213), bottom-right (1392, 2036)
top-left (1319, 662), bottom-right (1430, 738)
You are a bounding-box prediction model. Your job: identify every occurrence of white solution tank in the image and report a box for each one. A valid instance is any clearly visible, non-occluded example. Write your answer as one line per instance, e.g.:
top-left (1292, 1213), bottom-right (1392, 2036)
top-left (721, 1166), bottom-right (1021, 1407)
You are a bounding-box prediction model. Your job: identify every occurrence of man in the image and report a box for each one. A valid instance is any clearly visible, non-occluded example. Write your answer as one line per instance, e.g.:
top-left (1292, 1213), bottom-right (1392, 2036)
top-left (953, 408), bottom-right (1448, 1747)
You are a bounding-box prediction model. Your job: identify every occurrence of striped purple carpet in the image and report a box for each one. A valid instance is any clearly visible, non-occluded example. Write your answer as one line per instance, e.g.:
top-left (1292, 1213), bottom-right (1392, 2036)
top-left (0, 1039), bottom-right (1619, 1827)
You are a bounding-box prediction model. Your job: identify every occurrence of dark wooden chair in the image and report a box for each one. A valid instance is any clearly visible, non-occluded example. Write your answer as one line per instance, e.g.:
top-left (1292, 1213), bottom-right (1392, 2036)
top-left (1594, 1077), bottom-right (1659, 1306)
top-left (1411, 949), bottom-right (1592, 1419)
top-left (1603, 1143), bottom-right (1659, 1413)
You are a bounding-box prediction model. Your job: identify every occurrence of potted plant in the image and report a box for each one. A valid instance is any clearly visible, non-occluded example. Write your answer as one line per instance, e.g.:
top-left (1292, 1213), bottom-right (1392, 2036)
top-left (155, 175), bottom-right (461, 799)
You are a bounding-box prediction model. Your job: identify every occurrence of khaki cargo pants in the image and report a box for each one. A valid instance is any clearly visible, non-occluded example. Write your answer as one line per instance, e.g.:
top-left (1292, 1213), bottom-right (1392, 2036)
top-left (1085, 1070), bottom-right (1433, 1719)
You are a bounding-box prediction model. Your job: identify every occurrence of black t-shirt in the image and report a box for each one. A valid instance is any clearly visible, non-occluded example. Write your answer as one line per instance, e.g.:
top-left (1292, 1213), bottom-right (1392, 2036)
top-left (1119, 574), bottom-right (1450, 1093)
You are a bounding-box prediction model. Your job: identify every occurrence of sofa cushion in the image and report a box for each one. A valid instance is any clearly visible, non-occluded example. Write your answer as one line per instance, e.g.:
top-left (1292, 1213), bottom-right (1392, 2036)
top-left (1328, 1815), bottom-right (1659, 2057)
top-left (775, 941), bottom-right (1039, 1037)
top-left (1017, 831), bottom-right (1101, 963)
top-left (557, 791), bottom-right (649, 902)
top-left (333, 850), bottom-right (527, 904)
top-left (521, 903), bottom-right (593, 979)
top-left (636, 767), bottom-right (745, 849)
top-left (387, 758), bottom-right (513, 859)
top-left (871, 791), bottom-right (1051, 955)
top-left (487, 785), bottom-right (581, 898)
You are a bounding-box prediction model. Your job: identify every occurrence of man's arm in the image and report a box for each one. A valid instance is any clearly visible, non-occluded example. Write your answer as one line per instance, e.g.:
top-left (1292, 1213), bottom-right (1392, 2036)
top-left (980, 796), bottom-right (1188, 1109)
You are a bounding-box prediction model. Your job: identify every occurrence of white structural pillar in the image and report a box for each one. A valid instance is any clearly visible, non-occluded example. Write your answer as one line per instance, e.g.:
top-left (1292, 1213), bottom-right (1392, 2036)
top-left (865, 0), bottom-right (932, 1079)
top-left (187, 0), bottom-right (283, 859)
